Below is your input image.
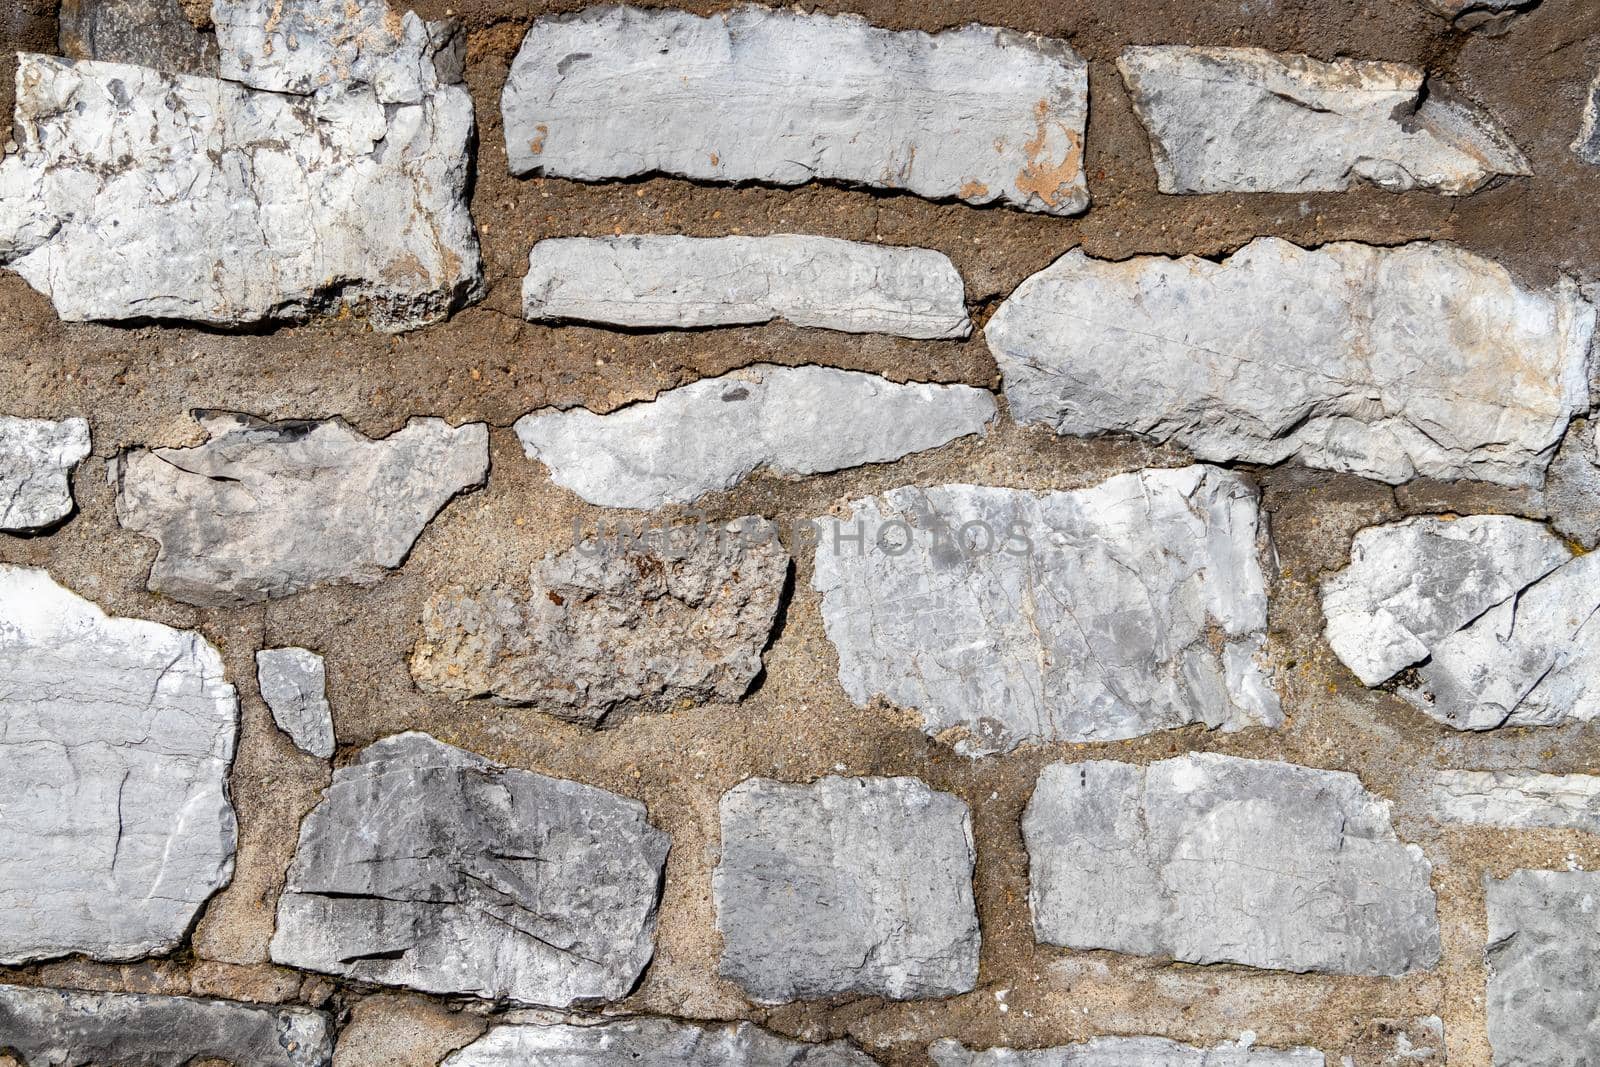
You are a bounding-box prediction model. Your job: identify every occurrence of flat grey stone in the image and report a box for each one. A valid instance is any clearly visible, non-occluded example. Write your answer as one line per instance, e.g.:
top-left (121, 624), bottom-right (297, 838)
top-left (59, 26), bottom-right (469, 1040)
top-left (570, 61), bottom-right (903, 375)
top-left (811, 466), bottom-right (1279, 755)
top-left (523, 235), bottom-right (970, 339)
top-left (714, 775), bottom-right (979, 1003)
top-left (0, 984), bottom-right (331, 1067)
top-left (1024, 754), bottom-right (1440, 975)
top-left (1486, 870), bottom-right (1600, 1066)
top-left (0, 565), bottom-right (237, 964)
top-left (1433, 770), bottom-right (1600, 833)
top-left (1575, 70), bottom-right (1600, 165)
top-left (987, 238), bottom-right (1595, 487)
top-left (270, 732), bottom-right (669, 1007)
top-left (0, 415), bottom-right (90, 532)
top-left (58, 0), bottom-right (218, 75)
top-left (1119, 47), bottom-right (1526, 195)
top-left (443, 1018), bottom-right (877, 1066)
top-left (1321, 516), bottom-right (1572, 686)
top-left (929, 1038), bottom-right (1324, 1066)
top-left (502, 6), bottom-right (1088, 215)
top-left (412, 519), bottom-right (789, 723)
top-left (115, 412), bottom-right (488, 607)
top-left (516, 365), bottom-right (995, 509)
top-left (256, 647), bottom-right (335, 759)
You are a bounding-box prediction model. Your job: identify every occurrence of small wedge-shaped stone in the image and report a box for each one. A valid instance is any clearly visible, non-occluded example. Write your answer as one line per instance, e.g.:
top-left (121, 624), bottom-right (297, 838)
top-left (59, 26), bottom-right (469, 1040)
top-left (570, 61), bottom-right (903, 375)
top-left (1433, 770), bottom-right (1600, 834)
top-left (930, 1038), bottom-right (1324, 1066)
top-left (1429, 0), bottom-right (1539, 23)
top-left (0, 566), bottom-right (237, 964)
top-left (1321, 516), bottom-right (1573, 686)
top-left (444, 1018), bottom-right (878, 1066)
top-left (1025, 754), bottom-right (1440, 975)
top-left (502, 6), bottom-right (1089, 215)
top-left (0, 416), bottom-right (90, 532)
top-left (516, 365), bottom-right (995, 509)
top-left (1486, 870), bottom-right (1600, 1066)
top-left (812, 466), bottom-right (1278, 756)
top-left (988, 239), bottom-right (1595, 487)
top-left (115, 412), bottom-right (488, 607)
top-left (1118, 47), bottom-right (1527, 195)
top-left (257, 647), bottom-right (335, 758)
top-left (523, 235), bottom-right (971, 339)
top-left (0, 985), bottom-right (332, 1067)
top-left (270, 732), bottom-right (669, 1006)
top-left (1574, 70), bottom-right (1600, 165)
top-left (715, 776), bottom-right (979, 1003)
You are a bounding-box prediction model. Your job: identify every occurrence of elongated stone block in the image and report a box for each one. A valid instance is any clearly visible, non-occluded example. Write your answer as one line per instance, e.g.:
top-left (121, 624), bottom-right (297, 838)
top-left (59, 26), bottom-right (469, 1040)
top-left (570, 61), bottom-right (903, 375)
top-left (1575, 70), bottom-right (1600, 166)
top-left (1486, 870), bottom-right (1600, 1066)
top-left (502, 6), bottom-right (1089, 214)
top-left (523, 235), bottom-right (970, 339)
top-left (987, 239), bottom-right (1595, 487)
top-left (0, 415), bottom-right (90, 532)
top-left (1433, 770), bottom-right (1600, 834)
top-left (257, 647), bottom-right (335, 759)
top-left (930, 1038), bottom-right (1324, 1066)
top-left (444, 1018), bottom-right (877, 1066)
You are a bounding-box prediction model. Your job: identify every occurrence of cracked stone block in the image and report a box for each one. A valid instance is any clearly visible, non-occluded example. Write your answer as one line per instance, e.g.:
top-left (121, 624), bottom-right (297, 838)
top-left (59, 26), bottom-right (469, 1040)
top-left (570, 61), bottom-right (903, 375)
top-left (0, 565), bottom-right (238, 964)
top-left (523, 235), bottom-right (971, 339)
top-left (811, 466), bottom-right (1278, 756)
top-left (987, 238), bottom-right (1595, 488)
top-left (443, 1018), bottom-right (878, 1066)
top-left (0, 415), bottom-right (90, 532)
top-left (516, 365), bottom-right (996, 510)
top-left (502, 6), bottom-right (1088, 215)
top-left (929, 1038), bottom-right (1325, 1066)
top-left (411, 519), bottom-right (789, 723)
top-left (1486, 870), bottom-right (1600, 1066)
top-left (257, 647), bottom-right (335, 759)
top-left (1433, 770), bottom-right (1600, 833)
top-left (58, 0), bottom-right (218, 75)
top-left (115, 412), bottom-right (488, 607)
top-left (1024, 754), bottom-right (1440, 975)
top-left (1118, 47), bottom-right (1526, 195)
top-left (1575, 70), bottom-right (1600, 165)
top-left (269, 732), bottom-right (669, 1007)
top-left (0, 984), bottom-right (332, 1067)
top-left (714, 775), bottom-right (979, 1003)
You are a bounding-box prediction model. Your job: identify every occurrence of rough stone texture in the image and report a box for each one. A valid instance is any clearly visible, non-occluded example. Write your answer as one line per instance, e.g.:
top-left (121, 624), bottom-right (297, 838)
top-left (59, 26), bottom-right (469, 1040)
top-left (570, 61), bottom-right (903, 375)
top-left (1433, 770), bottom-right (1600, 833)
top-left (444, 1018), bottom-right (878, 1066)
top-left (1118, 47), bottom-right (1527, 195)
top-left (58, 0), bottom-right (218, 74)
top-left (714, 776), bottom-right (979, 1003)
top-left (0, 984), bottom-right (332, 1067)
top-left (329, 993), bottom-right (486, 1067)
top-left (811, 466), bottom-right (1278, 755)
top-left (1485, 870), bottom-right (1600, 1066)
top-left (411, 520), bottom-right (789, 723)
top-left (1351, 1018), bottom-right (1446, 1067)
top-left (256, 647), bottom-right (335, 759)
top-left (115, 412), bottom-right (488, 607)
top-left (0, 415), bottom-right (90, 532)
top-left (501, 6), bottom-right (1089, 215)
top-left (269, 732), bottom-right (670, 1007)
top-left (523, 235), bottom-right (971, 339)
top-left (0, 565), bottom-right (237, 964)
top-left (1024, 754), bottom-right (1440, 975)
top-left (928, 1038), bottom-right (1324, 1065)
top-left (516, 365), bottom-right (996, 509)
top-left (1320, 516), bottom-right (1572, 686)
top-left (1429, 0), bottom-right (1541, 25)
top-left (1575, 70), bottom-right (1600, 166)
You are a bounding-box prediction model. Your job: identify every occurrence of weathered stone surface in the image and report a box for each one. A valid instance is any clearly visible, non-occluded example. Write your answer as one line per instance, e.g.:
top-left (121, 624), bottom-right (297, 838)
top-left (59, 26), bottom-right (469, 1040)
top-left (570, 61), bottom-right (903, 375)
top-left (714, 775), bottom-right (979, 1003)
top-left (1428, 0), bottom-right (1540, 23)
top-left (1024, 754), bottom-right (1440, 975)
top-left (0, 984), bottom-right (332, 1067)
top-left (1350, 1018), bottom-right (1446, 1067)
top-left (1321, 516), bottom-right (1572, 686)
top-left (444, 1018), bottom-right (878, 1066)
top-left (1433, 771), bottom-right (1600, 833)
top-left (811, 466), bottom-right (1278, 755)
top-left (1118, 47), bottom-right (1526, 195)
top-left (0, 415), bottom-right (90, 532)
top-left (929, 1038), bottom-right (1324, 1066)
top-left (1486, 870), bottom-right (1600, 1066)
top-left (523, 235), bottom-right (971, 339)
top-left (1574, 70), bottom-right (1600, 166)
top-left (58, 0), bottom-right (218, 75)
top-left (115, 412), bottom-right (488, 607)
top-left (987, 239), bottom-right (1595, 487)
top-left (412, 520), bottom-right (789, 723)
top-left (257, 647), bottom-right (335, 759)
top-left (0, 565), bottom-right (237, 964)
top-left (270, 732), bottom-right (669, 1007)
top-left (516, 365), bottom-right (995, 509)
top-left (502, 6), bottom-right (1088, 215)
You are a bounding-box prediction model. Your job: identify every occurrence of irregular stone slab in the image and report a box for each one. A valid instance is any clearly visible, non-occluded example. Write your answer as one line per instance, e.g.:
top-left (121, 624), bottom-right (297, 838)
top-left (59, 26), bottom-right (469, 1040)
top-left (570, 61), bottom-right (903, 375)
top-left (0, 415), bottom-right (90, 532)
top-left (1574, 70), bottom-right (1600, 166)
top-left (0, 984), bottom-right (331, 1067)
top-left (811, 466), bottom-right (1278, 756)
top-left (1024, 754), bottom-right (1440, 975)
top-left (929, 1038), bottom-right (1324, 1066)
top-left (714, 775), bottom-right (979, 1003)
top-left (444, 1018), bottom-right (877, 1066)
top-left (0, 565), bottom-right (237, 964)
top-left (1321, 516), bottom-right (1572, 686)
top-left (1428, 0), bottom-right (1540, 24)
top-left (115, 412), bottom-right (488, 607)
top-left (1486, 870), bottom-right (1600, 1066)
top-left (516, 365), bottom-right (995, 509)
top-left (523, 235), bottom-right (970, 339)
top-left (58, 0), bottom-right (218, 75)
top-left (987, 239), bottom-right (1595, 487)
top-left (270, 732), bottom-right (669, 1007)
top-left (412, 519), bottom-right (789, 723)
top-left (257, 647), bottom-right (335, 759)
top-left (1433, 771), bottom-right (1600, 833)
top-left (1118, 47), bottom-right (1527, 195)
top-left (502, 6), bottom-right (1089, 215)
